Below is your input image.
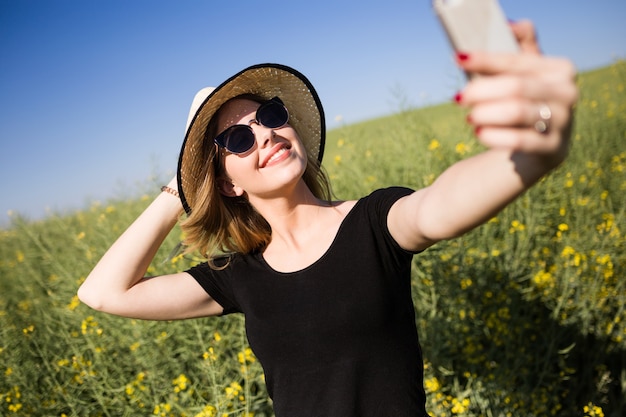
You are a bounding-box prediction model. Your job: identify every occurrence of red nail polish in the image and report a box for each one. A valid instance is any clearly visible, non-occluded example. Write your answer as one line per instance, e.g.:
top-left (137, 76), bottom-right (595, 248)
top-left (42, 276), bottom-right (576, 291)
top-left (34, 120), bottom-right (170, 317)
top-left (454, 92), bottom-right (463, 103)
top-left (456, 52), bottom-right (470, 62)
top-left (474, 126), bottom-right (482, 135)
top-left (466, 114), bottom-right (473, 123)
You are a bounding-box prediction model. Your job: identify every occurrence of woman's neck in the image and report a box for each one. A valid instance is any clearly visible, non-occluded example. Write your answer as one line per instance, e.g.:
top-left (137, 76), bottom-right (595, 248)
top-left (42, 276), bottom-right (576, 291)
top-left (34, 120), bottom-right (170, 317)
top-left (249, 180), bottom-right (329, 243)
top-left (250, 181), bottom-right (356, 272)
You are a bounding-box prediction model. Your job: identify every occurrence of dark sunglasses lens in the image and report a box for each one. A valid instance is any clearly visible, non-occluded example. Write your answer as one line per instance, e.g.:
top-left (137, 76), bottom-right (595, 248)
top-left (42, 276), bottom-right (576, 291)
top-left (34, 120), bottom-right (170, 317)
top-left (257, 101), bottom-right (289, 128)
top-left (218, 126), bottom-right (255, 154)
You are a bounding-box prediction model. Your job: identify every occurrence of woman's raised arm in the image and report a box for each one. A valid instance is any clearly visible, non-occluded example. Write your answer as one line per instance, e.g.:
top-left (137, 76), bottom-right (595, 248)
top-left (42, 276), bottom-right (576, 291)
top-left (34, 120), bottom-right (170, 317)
top-left (77, 177), bottom-right (223, 320)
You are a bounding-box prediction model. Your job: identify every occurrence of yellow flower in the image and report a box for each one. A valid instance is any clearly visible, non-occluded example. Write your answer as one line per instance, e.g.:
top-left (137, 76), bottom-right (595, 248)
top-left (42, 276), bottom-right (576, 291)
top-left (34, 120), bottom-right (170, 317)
top-left (561, 246), bottom-right (576, 257)
top-left (428, 139), bottom-right (440, 150)
top-left (173, 373), bottom-right (189, 393)
top-left (451, 397), bottom-right (470, 414)
top-left (424, 376), bottom-right (441, 393)
top-left (225, 381), bottom-right (243, 399)
top-left (203, 347), bottom-right (217, 362)
top-left (238, 347), bottom-right (256, 364)
top-left (576, 197), bottom-right (590, 206)
top-left (67, 295), bottom-right (81, 311)
top-left (533, 270), bottom-right (554, 289)
top-left (583, 402), bottom-right (605, 417)
top-left (194, 405), bottom-right (217, 417)
top-left (460, 278), bottom-right (472, 289)
top-left (509, 220), bottom-right (526, 233)
top-left (596, 254), bottom-right (612, 265)
top-left (170, 254), bottom-right (183, 264)
top-left (80, 316), bottom-right (102, 336)
top-left (154, 403), bottom-right (172, 416)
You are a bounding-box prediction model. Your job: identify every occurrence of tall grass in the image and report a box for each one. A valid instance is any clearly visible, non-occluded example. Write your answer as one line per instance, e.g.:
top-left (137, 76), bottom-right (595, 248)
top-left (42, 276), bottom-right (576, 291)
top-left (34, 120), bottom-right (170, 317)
top-left (1, 61), bottom-right (625, 416)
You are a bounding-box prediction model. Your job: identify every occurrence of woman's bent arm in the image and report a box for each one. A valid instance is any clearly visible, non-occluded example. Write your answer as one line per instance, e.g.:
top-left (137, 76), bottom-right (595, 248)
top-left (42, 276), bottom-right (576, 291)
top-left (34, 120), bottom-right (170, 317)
top-left (78, 179), bottom-right (222, 320)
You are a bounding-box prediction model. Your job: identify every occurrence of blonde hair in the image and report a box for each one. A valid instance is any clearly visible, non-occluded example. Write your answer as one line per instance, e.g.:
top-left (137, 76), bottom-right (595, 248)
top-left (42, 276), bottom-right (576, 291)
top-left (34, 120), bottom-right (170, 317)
top-left (180, 96), bottom-right (332, 261)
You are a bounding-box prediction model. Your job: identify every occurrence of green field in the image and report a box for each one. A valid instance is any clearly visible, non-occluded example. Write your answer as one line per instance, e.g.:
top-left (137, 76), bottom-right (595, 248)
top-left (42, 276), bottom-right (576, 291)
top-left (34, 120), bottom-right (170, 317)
top-left (1, 61), bottom-right (625, 417)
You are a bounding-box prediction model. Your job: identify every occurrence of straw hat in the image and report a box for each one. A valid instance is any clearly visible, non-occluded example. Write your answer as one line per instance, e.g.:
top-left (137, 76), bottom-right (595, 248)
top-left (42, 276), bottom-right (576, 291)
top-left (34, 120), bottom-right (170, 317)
top-left (176, 63), bottom-right (326, 214)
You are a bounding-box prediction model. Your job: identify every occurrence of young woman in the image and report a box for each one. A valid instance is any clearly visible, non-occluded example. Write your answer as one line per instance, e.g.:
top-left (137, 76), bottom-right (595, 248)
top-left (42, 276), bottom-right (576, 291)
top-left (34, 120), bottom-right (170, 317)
top-left (78, 21), bottom-right (578, 417)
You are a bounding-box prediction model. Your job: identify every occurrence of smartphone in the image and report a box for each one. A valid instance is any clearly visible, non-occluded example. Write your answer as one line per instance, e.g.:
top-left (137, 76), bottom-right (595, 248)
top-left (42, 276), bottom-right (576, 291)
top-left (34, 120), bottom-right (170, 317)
top-left (433, 0), bottom-right (519, 78)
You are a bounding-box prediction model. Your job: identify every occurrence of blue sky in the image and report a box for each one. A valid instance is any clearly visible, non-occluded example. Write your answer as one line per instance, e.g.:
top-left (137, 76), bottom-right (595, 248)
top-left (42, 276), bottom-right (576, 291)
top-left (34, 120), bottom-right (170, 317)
top-left (1, 0), bottom-right (625, 227)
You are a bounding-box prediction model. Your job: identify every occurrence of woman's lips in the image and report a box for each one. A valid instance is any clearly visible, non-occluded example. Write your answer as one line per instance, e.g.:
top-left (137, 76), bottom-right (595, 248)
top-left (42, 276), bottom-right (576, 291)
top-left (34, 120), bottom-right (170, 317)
top-left (261, 144), bottom-right (290, 167)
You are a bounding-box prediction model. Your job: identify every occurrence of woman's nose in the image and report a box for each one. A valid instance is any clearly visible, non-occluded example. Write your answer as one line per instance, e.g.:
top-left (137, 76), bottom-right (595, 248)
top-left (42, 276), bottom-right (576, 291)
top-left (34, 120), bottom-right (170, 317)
top-left (251, 123), bottom-right (275, 149)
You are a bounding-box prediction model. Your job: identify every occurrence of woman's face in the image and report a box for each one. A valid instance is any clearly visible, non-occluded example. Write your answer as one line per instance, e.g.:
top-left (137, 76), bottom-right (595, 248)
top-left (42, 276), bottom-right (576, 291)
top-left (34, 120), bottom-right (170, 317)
top-left (215, 98), bottom-right (308, 199)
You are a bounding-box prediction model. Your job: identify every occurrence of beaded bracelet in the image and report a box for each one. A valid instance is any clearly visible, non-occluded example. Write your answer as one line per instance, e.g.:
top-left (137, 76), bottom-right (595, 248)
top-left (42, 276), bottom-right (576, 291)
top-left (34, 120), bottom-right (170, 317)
top-left (161, 185), bottom-right (180, 198)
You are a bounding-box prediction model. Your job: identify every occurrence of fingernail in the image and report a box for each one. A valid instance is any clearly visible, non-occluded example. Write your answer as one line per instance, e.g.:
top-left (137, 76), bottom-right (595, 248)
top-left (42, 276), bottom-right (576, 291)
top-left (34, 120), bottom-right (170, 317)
top-left (474, 126), bottom-right (482, 136)
top-left (456, 52), bottom-right (470, 62)
top-left (454, 92), bottom-right (463, 104)
top-left (466, 114), bottom-right (473, 123)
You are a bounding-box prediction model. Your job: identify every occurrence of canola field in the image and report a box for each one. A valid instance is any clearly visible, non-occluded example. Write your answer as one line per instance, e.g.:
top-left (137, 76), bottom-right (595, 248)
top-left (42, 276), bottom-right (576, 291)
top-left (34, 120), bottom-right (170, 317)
top-left (1, 61), bottom-right (625, 416)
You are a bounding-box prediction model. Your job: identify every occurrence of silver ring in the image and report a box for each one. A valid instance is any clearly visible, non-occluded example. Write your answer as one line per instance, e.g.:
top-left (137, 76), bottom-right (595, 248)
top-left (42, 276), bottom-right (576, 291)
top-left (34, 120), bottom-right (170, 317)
top-left (534, 104), bottom-right (552, 134)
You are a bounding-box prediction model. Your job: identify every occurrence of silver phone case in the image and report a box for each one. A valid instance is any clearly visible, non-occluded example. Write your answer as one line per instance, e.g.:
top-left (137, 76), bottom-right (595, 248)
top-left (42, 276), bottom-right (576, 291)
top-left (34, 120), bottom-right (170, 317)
top-left (433, 0), bottom-right (519, 77)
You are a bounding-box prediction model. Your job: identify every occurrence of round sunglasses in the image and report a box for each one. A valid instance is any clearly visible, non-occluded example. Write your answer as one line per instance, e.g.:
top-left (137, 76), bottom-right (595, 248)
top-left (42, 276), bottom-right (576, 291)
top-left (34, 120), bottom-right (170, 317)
top-left (213, 97), bottom-right (289, 155)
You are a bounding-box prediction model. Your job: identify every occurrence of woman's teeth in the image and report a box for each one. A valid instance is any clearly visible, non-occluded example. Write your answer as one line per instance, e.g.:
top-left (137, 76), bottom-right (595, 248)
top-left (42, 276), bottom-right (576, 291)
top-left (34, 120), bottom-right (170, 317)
top-left (267, 148), bottom-right (287, 164)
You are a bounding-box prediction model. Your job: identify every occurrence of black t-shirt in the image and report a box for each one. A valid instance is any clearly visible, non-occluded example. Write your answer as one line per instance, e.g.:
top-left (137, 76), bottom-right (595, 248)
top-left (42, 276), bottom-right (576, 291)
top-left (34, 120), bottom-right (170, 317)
top-left (187, 187), bottom-right (428, 417)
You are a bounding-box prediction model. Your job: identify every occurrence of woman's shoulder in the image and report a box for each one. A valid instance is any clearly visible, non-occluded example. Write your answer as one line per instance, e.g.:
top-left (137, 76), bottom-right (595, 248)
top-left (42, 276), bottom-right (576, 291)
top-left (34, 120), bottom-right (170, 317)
top-left (357, 186), bottom-right (415, 208)
top-left (331, 186), bottom-right (414, 212)
top-left (329, 199), bottom-right (358, 217)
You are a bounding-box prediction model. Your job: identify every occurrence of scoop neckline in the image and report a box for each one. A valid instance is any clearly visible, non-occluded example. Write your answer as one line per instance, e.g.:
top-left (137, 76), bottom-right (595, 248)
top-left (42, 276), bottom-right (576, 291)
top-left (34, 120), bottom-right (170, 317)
top-left (255, 198), bottom-right (363, 276)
